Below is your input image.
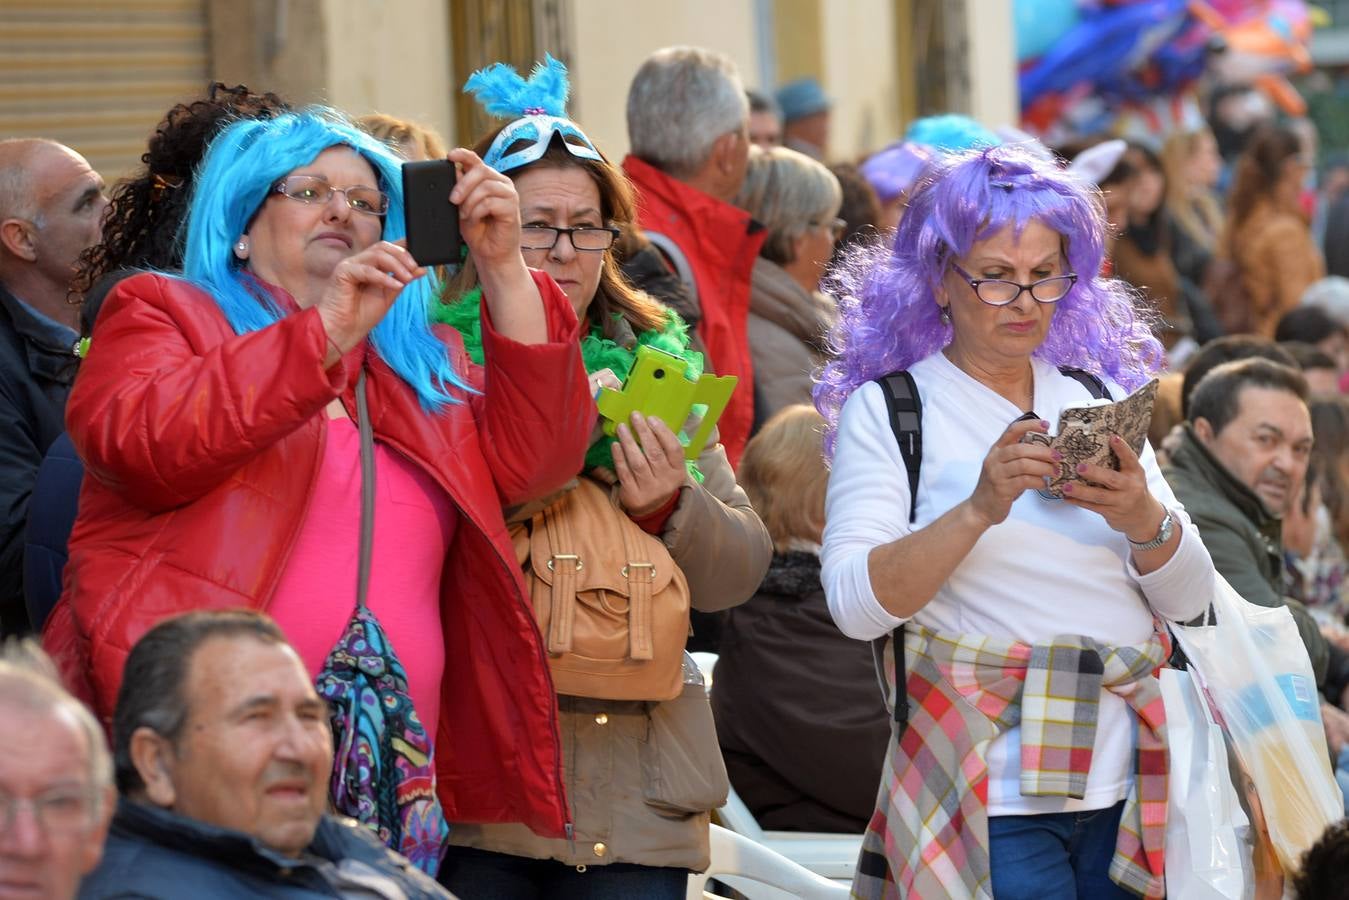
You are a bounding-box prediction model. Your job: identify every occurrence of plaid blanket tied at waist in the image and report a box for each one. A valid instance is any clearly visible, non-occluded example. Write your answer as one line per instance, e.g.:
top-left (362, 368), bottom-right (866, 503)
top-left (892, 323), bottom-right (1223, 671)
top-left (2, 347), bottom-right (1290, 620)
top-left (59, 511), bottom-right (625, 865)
top-left (853, 623), bottom-right (1171, 900)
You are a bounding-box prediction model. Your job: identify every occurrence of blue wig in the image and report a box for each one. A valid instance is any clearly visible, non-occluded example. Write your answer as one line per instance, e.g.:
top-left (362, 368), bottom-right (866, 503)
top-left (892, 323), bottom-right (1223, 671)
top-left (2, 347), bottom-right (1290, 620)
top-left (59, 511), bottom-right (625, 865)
top-left (182, 107), bottom-right (467, 409)
top-left (815, 143), bottom-right (1163, 455)
top-left (903, 114), bottom-right (1001, 154)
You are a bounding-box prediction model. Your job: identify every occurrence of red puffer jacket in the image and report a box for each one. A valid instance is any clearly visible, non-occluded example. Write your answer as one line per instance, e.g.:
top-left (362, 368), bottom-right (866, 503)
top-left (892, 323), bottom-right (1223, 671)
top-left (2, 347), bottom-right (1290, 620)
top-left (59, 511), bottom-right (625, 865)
top-left (43, 271), bottom-right (592, 838)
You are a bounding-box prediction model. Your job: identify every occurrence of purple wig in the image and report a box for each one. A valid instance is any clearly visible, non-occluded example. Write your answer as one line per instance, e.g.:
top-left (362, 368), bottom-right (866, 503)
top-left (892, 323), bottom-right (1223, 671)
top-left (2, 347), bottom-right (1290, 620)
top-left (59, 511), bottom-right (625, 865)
top-left (814, 143), bottom-right (1163, 455)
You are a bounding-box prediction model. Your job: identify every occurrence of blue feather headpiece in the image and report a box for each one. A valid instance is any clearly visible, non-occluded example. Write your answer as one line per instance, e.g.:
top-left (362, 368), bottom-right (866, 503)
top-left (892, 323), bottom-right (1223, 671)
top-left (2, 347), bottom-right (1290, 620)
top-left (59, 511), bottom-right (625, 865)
top-left (465, 53), bottom-right (603, 173)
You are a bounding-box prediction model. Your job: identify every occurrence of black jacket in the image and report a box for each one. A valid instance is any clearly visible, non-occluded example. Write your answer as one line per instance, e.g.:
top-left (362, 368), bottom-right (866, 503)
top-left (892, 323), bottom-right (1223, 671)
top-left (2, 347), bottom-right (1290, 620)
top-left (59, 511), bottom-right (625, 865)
top-left (0, 281), bottom-right (77, 634)
top-left (23, 431), bottom-right (80, 631)
top-left (79, 800), bottom-right (454, 899)
top-left (711, 551), bottom-right (889, 832)
top-left (20, 270), bottom-right (128, 632)
top-left (619, 241), bottom-right (702, 335)
top-left (1324, 190), bottom-right (1349, 280)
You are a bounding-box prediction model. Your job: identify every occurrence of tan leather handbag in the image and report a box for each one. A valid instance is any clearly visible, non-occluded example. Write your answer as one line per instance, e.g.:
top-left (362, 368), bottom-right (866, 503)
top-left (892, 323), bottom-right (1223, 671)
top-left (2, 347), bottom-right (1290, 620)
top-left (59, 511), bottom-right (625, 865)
top-left (511, 478), bottom-right (690, 702)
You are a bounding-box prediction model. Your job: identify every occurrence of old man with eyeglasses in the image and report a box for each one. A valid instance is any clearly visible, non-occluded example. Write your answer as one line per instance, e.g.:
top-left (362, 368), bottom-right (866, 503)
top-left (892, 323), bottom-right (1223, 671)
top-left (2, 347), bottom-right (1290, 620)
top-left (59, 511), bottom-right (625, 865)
top-left (0, 641), bottom-right (114, 900)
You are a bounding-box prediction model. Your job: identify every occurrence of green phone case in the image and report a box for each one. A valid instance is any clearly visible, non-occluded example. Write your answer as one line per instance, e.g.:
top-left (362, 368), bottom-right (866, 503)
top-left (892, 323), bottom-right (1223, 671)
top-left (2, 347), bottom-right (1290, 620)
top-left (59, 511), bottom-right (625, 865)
top-left (595, 345), bottom-right (738, 460)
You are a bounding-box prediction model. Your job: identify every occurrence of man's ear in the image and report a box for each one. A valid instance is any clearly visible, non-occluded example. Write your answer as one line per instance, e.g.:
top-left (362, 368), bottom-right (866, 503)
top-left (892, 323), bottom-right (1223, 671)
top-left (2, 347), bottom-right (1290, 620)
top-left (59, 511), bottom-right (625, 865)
top-left (712, 131), bottom-right (740, 176)
top-left (129, 727), bottom-right (177, 808)
top-left (0, 218), bottom-right (37, 262)
top-left (1193, 416), bottom-right (1215, 444)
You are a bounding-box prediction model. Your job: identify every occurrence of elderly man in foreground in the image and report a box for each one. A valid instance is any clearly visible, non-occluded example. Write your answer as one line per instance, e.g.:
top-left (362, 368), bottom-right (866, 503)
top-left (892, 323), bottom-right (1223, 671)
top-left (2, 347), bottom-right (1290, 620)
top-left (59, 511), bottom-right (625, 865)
top-left (78, 609), bottom-right (453, 900)
top-left (0, 641), bottom-right (113, 900)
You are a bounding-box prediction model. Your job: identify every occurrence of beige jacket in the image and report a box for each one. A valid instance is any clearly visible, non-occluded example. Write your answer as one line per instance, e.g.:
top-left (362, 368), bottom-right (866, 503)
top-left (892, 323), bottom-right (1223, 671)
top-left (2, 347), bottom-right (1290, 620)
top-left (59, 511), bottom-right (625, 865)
top-left (746, 257), bottom-right (836, 428)
top-left (449, 430), bottom-right (772, 870)
top-left (1230, 198), bottom-right (1325, 338)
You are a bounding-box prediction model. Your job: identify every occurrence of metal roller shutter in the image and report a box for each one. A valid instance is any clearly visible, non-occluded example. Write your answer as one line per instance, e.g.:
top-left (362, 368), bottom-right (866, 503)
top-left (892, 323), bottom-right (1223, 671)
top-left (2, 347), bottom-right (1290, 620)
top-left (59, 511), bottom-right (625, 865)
top-left (0, 0), bottom-right (209, 184)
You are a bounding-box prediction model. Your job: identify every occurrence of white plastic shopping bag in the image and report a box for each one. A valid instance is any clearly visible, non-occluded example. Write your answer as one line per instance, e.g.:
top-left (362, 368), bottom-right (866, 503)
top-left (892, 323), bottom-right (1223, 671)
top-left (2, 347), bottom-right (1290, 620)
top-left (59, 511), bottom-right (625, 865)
top-left (1159, 666), bottom-right (1253, 899)
top-left (1172, 575), bottom-right (1341, 876)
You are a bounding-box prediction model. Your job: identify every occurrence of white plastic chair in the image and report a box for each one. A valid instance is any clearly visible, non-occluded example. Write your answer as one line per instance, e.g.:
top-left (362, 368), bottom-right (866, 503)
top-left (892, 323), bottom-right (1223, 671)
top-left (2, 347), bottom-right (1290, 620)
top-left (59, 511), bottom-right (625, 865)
top-left (686, 824), bottom-right (852, 899)
top-left (692, 650), bottom-right (865, 884)
top-left (689, 651), bottom-right (720, 687)
top-left (714, 784), bottom-right (864, 882)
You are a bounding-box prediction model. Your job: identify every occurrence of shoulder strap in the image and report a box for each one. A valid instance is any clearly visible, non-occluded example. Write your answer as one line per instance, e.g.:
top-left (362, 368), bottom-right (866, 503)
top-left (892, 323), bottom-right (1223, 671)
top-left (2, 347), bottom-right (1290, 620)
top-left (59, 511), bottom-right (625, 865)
top-left (644, 231), bottom-right (700, 305)
top-left (1058, 366), bottom-right (1111, 401)
top-left (870, 371), bottom-right (921, 733)
top-left (874, 372), bottom-right (922, 525)
top-left (355, 369), bottom-right (374, 612)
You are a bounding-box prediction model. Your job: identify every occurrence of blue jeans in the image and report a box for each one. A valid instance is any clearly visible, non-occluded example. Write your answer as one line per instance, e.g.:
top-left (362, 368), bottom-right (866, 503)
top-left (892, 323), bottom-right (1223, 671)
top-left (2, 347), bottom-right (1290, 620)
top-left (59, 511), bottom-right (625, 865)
top-left (437, 845), bottom-right (689, 900)
top-left (987, 801), bottom-right (1137, 900)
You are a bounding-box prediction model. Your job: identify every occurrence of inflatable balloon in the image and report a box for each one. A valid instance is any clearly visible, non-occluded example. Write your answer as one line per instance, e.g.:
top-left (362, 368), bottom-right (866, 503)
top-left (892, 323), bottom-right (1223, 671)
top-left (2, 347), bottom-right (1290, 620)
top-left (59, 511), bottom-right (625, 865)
top-left (1018, 0), bottom-right (1318, 140)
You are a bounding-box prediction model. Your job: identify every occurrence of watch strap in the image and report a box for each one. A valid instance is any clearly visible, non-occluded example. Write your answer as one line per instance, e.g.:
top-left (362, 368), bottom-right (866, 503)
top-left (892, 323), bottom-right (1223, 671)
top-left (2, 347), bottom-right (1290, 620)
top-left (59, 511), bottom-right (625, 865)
top-left (1128, 509), bottom-right (1174, 552)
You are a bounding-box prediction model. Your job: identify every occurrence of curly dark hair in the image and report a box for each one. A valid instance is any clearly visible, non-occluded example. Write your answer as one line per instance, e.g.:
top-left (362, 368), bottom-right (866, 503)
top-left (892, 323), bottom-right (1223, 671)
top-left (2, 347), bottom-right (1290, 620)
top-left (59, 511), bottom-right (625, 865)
top-left (1294, 818), bottom-right (1349, 899)
top-left (71, 83), bottom-right (290, 303)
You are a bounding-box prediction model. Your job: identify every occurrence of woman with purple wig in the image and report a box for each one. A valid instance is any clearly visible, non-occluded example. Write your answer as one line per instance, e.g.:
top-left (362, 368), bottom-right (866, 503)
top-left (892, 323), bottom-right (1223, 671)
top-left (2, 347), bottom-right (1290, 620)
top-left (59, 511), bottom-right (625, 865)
top-left (818, 144), bottom-right (1217, 899)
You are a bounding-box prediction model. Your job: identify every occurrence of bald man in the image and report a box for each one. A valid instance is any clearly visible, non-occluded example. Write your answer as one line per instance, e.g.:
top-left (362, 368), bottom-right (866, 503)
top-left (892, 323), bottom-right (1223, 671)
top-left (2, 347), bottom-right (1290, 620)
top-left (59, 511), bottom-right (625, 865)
top-left (0, 139), bottom-right (106, 633)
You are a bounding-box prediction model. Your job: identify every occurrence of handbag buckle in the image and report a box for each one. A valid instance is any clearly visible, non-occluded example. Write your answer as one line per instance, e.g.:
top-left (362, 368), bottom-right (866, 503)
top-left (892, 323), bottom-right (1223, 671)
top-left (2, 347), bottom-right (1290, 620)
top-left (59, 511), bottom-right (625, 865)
top-left (547, 554), bottom-right (583, 572)
top-left (622, 562), bottom-right (655, 580)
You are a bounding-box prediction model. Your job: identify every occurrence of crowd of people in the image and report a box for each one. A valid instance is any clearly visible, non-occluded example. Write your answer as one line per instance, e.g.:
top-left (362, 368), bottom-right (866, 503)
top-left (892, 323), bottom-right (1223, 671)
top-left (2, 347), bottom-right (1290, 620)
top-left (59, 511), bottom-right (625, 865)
top-left (3, 40), bottom-right (1349, 900)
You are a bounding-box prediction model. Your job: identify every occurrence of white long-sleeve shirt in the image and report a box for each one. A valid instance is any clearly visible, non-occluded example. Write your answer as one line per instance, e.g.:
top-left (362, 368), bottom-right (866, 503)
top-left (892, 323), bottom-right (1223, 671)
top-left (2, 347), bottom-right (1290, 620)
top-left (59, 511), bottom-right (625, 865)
top-left (821, 351), bottom-right (1214, 815)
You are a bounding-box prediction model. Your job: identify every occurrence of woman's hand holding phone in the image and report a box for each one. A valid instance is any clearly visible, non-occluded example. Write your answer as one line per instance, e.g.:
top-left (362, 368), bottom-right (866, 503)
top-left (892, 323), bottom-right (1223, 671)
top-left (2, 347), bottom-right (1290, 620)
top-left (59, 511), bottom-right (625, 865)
top-left (445, 148), bottom-right (547, 346)
top-left (612, 411), bottom-right (686, 518)
top-left (1060, 433), bottom-right (1165, 542)
top-left (967, 417), bottom-right (1057, 528)
top-left (317, 239), bottom-right (424, 365)
top-left (448, 148), bottom-right (525, 271)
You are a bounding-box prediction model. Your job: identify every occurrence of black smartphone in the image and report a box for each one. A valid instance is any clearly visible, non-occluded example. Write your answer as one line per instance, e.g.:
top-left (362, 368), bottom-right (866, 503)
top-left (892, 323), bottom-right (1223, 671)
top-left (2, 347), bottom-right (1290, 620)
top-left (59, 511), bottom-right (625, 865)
top-left (401, 160), bottom-right (461, 267)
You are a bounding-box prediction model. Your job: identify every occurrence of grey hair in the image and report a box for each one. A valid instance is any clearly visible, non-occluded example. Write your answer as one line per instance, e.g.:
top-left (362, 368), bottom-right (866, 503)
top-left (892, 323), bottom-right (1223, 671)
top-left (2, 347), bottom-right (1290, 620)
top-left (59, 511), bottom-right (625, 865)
top-left (734, 145), bottom-right (842, 264)
top-left (1303, 276), bottom-right (1349, 327)
top-left (626, 46), bottom-right (749, 179)
top-left (0, 138), bottom-right (61, 228)
top-left (0, 640), bottom-right (113, 814)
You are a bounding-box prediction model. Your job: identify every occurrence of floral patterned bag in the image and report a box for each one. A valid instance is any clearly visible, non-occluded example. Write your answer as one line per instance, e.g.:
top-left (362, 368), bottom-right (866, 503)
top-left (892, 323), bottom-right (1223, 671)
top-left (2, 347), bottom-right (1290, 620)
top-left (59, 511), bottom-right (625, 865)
top-left (315, 370), bottom-right (449, 874)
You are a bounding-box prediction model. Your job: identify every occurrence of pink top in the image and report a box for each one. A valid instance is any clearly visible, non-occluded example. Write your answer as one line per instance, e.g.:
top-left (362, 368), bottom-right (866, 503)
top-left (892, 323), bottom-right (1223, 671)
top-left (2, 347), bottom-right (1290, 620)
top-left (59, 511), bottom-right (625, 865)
top-left (269, 418), bottom-right (455, 742)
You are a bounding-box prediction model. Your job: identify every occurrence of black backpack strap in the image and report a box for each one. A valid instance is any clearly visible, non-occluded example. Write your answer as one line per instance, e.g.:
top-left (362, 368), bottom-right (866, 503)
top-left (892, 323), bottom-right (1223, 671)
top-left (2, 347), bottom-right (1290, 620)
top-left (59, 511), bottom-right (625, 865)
top-left (869, 624), bottom-right (910, 730)
top-left (875, 371), bottom-right (922, 525)
top-left (872, 371), bottom-right (923, 732)
top-left (1058, 366), bottom-right (1111, 401)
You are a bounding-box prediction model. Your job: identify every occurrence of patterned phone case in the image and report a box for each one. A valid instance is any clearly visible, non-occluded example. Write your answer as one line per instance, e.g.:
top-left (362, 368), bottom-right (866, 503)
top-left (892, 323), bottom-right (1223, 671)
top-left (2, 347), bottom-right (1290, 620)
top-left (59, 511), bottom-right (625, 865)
top-left (1022, 378), bottom-right (1159, 499)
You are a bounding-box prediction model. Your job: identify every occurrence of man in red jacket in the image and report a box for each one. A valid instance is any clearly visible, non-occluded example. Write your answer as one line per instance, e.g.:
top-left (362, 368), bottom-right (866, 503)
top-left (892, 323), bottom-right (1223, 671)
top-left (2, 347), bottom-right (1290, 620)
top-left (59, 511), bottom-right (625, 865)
top-left (620, 46), bottom-right (765, 468)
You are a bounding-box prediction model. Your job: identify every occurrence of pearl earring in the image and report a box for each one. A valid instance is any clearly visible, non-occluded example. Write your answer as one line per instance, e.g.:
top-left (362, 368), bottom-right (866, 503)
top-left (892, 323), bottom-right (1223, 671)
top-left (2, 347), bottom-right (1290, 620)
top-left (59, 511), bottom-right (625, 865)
top-left (939, 306), bottom-right (952, 326)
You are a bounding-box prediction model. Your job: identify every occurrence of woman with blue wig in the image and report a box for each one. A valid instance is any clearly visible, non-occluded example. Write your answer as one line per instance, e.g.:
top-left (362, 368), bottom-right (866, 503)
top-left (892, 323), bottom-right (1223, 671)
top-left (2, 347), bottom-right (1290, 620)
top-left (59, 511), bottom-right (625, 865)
top-left (817, 144), bottom-right (1218, 899)
top-left (44, 108), bottom-right (594, 867)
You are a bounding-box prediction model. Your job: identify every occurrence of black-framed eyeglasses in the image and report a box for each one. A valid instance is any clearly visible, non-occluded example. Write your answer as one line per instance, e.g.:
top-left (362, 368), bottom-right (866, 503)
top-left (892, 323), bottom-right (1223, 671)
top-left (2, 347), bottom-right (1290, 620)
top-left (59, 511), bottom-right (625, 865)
top-left (949, 261), bottom-right (1077, 306)
top-left (271, 175), bottom-right (389, 217)
top-left (0, 787), bottom-right (97, 834)
top-left (520, 225), bottom-right (620, 252)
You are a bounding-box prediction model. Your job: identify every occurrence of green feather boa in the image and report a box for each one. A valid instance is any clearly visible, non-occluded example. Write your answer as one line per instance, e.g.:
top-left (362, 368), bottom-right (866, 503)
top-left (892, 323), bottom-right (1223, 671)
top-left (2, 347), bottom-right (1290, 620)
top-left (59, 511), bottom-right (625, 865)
top-left (433, 287), bottom-right (706, 478)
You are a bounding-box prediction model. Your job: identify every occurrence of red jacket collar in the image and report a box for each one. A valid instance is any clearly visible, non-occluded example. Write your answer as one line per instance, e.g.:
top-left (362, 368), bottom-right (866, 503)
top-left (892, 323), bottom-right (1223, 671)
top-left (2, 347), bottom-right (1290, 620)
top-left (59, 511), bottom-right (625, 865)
top-left (621, 155), bottom-right (762, 269)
